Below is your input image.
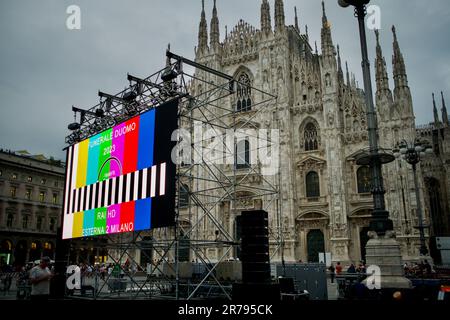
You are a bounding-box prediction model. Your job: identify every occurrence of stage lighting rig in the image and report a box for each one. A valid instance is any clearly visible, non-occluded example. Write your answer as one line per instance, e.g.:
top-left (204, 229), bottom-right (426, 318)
top-left (123, 90), bottom-right (138, 103)
top-left (67, 122), bottom-right (80, 131)
top-left (66, 50), bottom-right (229, 147)
top-left (68, 105), bottom-right (93, 131)
top-left (161, 66), bottom-right (179, 82)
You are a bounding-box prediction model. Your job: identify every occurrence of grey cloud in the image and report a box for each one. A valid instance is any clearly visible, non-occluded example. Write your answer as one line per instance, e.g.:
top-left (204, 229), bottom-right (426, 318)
top-left (0, 0), bottom-right (449, 159)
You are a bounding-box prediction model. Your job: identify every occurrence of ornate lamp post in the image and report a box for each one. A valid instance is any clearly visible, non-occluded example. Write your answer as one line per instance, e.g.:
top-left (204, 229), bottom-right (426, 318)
top-left (338, 0), bottom-right (411, 290)
top-left (338, 0), bottom-right (394, 235)
top-left (393, 140), bottom-right (433, 256)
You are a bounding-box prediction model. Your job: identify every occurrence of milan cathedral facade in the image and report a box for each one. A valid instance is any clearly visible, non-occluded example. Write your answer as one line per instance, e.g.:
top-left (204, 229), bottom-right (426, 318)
top-left (177, 0), bottom-right (450, 265)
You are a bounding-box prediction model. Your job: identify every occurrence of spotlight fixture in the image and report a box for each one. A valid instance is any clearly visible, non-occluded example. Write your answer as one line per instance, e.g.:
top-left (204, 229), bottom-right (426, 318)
top-left (105, 97), bottom-right (112, 112)
top-left (123, 90), bottom-right (137, 103)
top-left (124, 104), bottom-right (137, 116)
top-left (68, 122), bottom-right (81, 131)
top-left (338, 0), bottom-right (370, 7)
top-left (95, 108), bottom-right (105, 117)
top-left (105, 116), bottom-right (116, 127)
top-left (68, 107), bottom-right (81, 131)
top-left (161, 67), bottom-right (178, 82)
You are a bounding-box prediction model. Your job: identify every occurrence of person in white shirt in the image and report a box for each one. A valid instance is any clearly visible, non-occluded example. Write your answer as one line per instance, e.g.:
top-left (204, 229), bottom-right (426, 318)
top-left (29, 256), bottom-right (53, 300)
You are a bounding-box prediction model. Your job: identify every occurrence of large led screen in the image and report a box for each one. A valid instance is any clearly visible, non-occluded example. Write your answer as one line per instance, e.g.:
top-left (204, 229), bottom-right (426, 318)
top-left (62, 99), bottom-right (178, 239)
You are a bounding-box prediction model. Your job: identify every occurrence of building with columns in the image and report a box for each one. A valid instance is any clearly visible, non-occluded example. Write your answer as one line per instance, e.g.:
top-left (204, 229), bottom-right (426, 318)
top-left (177, 0), bottom-right (436, 265)
top-left (0, 149), bottom-right (65, 267)
top-left (0, 149), bottom-right (109, 268)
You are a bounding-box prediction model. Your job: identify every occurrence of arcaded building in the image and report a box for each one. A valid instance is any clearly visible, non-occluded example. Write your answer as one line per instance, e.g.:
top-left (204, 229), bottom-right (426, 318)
top-left (0, 150), bottom-right (65, 267)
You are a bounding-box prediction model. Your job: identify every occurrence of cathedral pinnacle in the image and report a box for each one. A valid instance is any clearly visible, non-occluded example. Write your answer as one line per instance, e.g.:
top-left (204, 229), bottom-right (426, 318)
top-left (433, 93), bottom-right (440, 125)
top-left (320, 1), bottom-right (335, 59)
top-left (210, 0), bottom-right (220, 49)
top-left (375, 30), bottom-right (391, 95)
top-left (346, 61), bottom-right (350, 87)
top-left (337, 45), bottom-right (344, 83)
top-left (261, 0), bottom-right (272, 34)
top-left (197, 0), bottom-right (208, 53)
top-left (392, 25), bottom-right (408, 89)
top-left (442, 91), bottom-right (449, 125)
top-left (274, 0), bottom-right (285, 33)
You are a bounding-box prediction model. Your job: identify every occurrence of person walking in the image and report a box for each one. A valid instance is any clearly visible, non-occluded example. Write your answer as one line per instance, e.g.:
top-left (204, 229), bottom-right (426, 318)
top-left (423, 260), bottom-right (432, 275)
top-left (29, 256), bottom-right (53, 301)
top-left (335, 262), bottom-right (343, 275)
top-left (329, 263), bottom-right (336, 283)
top-left (347, 263), bottom-right (356, 273)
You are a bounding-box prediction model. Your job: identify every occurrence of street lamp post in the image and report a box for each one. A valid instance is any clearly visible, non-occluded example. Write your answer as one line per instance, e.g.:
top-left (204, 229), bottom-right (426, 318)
top-left (393, 140), bottom-right (433, 256)
top-left (338, 0), bottom-right (412, 290)
top-left (338, 0), bottom-right (394, 235)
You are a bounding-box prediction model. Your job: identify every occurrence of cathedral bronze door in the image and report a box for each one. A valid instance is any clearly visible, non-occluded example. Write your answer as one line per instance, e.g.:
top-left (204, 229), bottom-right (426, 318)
top-left (359, 227), bottom-right (370, 263)
top-left (307, 229), bottom-right (324, 262)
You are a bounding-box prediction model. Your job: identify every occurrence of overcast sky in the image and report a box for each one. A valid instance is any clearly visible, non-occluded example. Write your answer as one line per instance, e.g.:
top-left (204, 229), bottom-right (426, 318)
top-left (0, 0), bottom-right (449, 160)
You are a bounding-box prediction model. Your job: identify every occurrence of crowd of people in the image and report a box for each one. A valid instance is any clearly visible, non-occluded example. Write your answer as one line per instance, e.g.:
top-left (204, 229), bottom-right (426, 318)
top-left (74, 261), bottom-right (138, 280)
top-left (403, 260), bottom-right (434, 277)
top-left (0, 257), bottom-right (143, 299)
top-left (327, 261), bottom-right (368, 283)
top-left (326, 259), bottom-right (436, 284)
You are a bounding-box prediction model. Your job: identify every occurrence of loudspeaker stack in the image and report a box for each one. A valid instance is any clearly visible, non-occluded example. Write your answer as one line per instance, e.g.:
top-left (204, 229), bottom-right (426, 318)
top-left (240, 210), bottom-right (270, 284)
top-left (232, 210), bottom-right (280, 301)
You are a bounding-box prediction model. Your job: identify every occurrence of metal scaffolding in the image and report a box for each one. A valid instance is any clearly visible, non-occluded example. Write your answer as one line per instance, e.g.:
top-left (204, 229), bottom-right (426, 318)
top-left (63, 50), bottom-right (282, 300)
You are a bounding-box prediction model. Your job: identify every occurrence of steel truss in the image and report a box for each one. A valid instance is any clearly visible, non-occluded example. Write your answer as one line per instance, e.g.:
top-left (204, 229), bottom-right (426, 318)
top-left (64, 51), bottom-right (282, 300)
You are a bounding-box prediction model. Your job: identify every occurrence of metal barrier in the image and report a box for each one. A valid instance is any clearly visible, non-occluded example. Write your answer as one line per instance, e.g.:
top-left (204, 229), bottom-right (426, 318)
top-left (335, 273), bottom-right (367, 299)
top-left (275, 263), bottom-right (328, 300)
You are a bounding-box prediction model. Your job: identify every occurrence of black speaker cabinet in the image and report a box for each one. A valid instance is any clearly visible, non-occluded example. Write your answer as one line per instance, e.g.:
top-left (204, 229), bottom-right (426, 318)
top-left (240, 210), bottom-right (271, 284)
top-left (232, 282), bottom-right (280, 302)
top-left (52, 227), bottom-right (71, 299)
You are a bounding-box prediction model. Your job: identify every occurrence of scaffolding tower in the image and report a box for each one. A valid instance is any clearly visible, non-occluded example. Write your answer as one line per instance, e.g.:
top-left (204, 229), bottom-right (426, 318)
top-left (63, 51), bottom-right (282, 300)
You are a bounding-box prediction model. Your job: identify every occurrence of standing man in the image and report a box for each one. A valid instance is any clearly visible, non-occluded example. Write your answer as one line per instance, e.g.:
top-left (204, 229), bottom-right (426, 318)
top-left (335, 262), bottom-right (343, 275)
top-left (29, 256), bottom-right (53, 300)
top-left (329, 263), bottom-right (336, 283)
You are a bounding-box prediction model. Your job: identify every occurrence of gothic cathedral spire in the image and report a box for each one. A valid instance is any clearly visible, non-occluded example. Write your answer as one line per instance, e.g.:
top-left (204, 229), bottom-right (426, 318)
top-left (392, 26), bottom-right (409, 91)
top-left (442, 91), bottom-right (449, 126)
top-left (261, 0), bottom-right (271, 35)
top-left (321, 1), bottom-right (335, 61)
top-left (373, 30), bottom-right (394, 121)
top-left (433, 93), bottom-right (440, 126)
top-left (198, 0), bottom-right (208, 54)
top-left (345, 61), bottom-right (350, 87)
top-left (392, 26), bottom-right (413, 118)
top-left (294, 6), bottom-right (299, 33)
top-left (210, 0), bottom-right (220, 49)
top-left (375, 30), bottom-right (392, 100)
top-left (274, 0), bottom-right (285, 33)
top-left (337, 45), bottom-right (344, 84)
